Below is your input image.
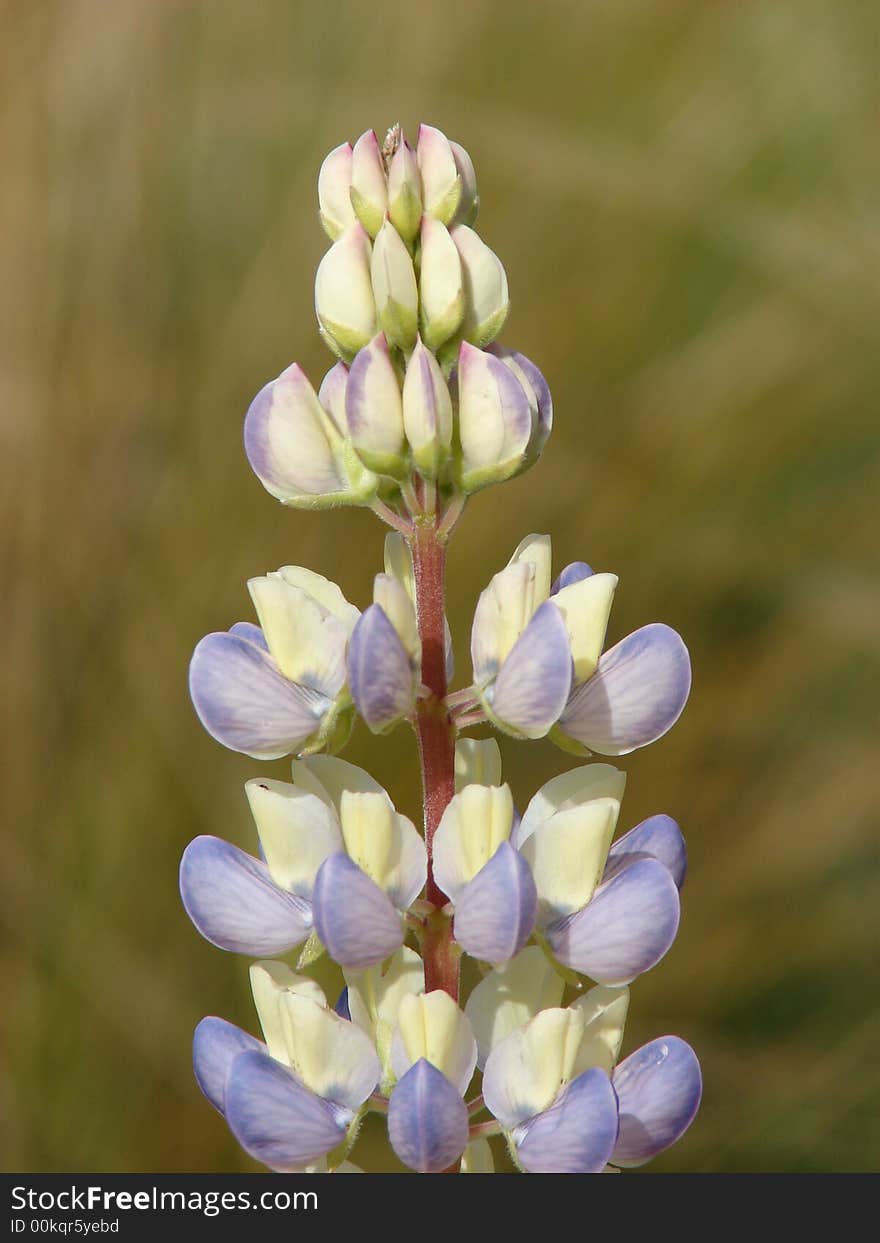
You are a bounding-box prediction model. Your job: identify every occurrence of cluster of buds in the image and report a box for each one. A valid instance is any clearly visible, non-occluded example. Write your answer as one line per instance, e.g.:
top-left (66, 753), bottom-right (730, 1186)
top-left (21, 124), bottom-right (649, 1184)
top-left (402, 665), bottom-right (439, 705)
top-left (245, 124), bottom-right (548, 512)
top-left (182, 124), bottom-right (702, 1174)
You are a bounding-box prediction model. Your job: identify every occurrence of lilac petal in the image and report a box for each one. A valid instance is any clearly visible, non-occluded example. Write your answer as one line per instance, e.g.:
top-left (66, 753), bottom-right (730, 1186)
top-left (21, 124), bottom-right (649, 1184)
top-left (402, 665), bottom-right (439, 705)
top-left (189, 631), bottom-right (329, 760)
top-left (509, 350), bottom-right (552, 447)
top-left (550, 562), bottom-right (594, 595)
top-left (514, 1067), bottom-right (619, 1174)
top-left (334, 988), bottom-right (351, 1021)
top-left (607, 815), bottom-right (687, 890)
top-left (312, 853), bottom-right (403, 969)
top-left (388, 1060), bottom-right (469, 1173)
top-left (453, 842), bottom-right (537, 964)
top-left (612, 1037), bottom-right (702, 1167)
top-left (347, 604), bottom-right (416, 733)
top-left (547, 857), bottom-right (680, 985)
top-left (192, 1017), bottom-right (265, 1115)
top-left (228, 621), bottom-right (269, 651)
top-left (179, 836), bottom-right (312, 956)
top-left (487, 601), bottom-right (573, 739)
top-left (559, 624), bottom-right (691, 756)
top-left (226, 1050), bottom-right (350, 1171)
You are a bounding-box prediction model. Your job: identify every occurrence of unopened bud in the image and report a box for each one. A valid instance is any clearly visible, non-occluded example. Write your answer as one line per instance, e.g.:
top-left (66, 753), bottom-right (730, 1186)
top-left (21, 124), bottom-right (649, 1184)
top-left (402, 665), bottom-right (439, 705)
top-left (317, 361), bottom-right (349, 435)
top-left (387, 139), bottom-right (423, 243)
top-left (349, 129), bottom-right (388, 238)
top-left (489, 346), bottom-right (553, 467)
top-left (418, 216), bottom-right (464, 351)
top-left (370, 219), bottom-right (418, 351)
top-left (417, 124), bottom-right (462, 225)
top-left (455, 342), bottom-right (533, 493)
top-left (244, 363), bottom-right (376, 508)
top-left (345, 334), bottom-right (407, 476)
top-left (318, 142), bottom-right (356, 241)
top-left (402, 339), bottom-right (453, 477)
top-left (450, 141), bottom-right (479, 226)
top-left (452, 225), bottom-right (509, 348)
top-left (315, 222), bottom-right (377, 360)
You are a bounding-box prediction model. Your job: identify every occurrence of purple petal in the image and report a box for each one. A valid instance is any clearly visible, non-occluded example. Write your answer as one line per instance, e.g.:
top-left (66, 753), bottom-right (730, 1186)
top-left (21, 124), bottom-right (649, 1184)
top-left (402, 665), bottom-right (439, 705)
top-left (547, 857), bottom-right (680, 985)
top-left (559, 623), bottom-right (691, 756)
top-left (334, 988), bottom-right (351, 1021)
top-left (347, 604), bottom-right (416, 733)
top-left (243, 367), bottom-right (346, 500)
top-left (226, 1050), bottom-right (350, 1171)
top-left (488, 601), bottom-right (573, 739)
top-left (388, 1060), bottom-right (469, 1173)
top-left (612, 1037), bottom-right (702, 1167)
top-left (189, 631), bottom-right (329, 760)
top-left (192, 1017), bottom-right (265, 1115)
top-left (453, 842), bottom-right (537, 964)
top-left (179, 836), bottom-right (312, 956)
top-left (550, 562), bottom-right (594, 595)
top-left (514, 1068), bottom-right (619, 1174)
top-left (228, 621), bottom-right (269, 651)
top-left (312, 853), bottom-right (403, 969)
top-left (510, 350), bottom-right (552, 446)
top-left (607, 815), bottom-right (687, 890)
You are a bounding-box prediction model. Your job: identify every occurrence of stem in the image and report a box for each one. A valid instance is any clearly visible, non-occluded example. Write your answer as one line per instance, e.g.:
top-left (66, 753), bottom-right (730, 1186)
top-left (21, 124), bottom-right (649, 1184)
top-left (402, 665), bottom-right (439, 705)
top-left (410, 519), bottom-right (459, 1001)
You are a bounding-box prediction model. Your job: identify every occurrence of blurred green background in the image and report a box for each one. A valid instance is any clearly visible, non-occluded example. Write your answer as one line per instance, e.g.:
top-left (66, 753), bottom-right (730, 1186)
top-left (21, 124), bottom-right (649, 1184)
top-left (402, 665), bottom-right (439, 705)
top-left (3, 0), bottom-right (879, 1173)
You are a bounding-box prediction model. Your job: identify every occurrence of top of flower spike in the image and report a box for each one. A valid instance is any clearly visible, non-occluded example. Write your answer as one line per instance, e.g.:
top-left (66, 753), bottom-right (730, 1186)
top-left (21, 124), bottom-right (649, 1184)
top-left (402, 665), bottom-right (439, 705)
top-left (318, 123), bottom-right (479, 243)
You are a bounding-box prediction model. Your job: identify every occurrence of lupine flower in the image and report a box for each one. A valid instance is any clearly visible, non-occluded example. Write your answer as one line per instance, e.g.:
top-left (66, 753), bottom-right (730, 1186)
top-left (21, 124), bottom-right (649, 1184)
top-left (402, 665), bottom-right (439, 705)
top-left (387, 992), bottom-right (477, 1172)
top-left (179, 756), bottom-right (426, 968)
top-left (189, 567), bottom-right (360, 760)
top-left (194, 961), bottom-right (380, 1171)
top-left (470, 533), bottom-right (691, 751)
top-left (184, 123), bottom-right (702, 1176)
top-left (469, 949), bottom-right (701, 1171)
top-left (481, 1000), bottom-right (622, 1173)
top-left (434, 763), bottom-right (683, 983)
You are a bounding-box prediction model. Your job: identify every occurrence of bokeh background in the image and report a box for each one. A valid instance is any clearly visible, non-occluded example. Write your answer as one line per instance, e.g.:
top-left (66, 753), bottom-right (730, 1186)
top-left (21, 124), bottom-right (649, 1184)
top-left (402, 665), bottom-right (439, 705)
top-left (3, 0), bottom-right (879, 1173)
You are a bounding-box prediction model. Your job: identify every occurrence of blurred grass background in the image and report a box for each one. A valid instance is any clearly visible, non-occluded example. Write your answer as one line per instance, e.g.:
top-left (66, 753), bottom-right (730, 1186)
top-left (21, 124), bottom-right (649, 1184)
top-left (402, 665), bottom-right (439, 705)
top-left (2, 0), bottom-right (879, 1172)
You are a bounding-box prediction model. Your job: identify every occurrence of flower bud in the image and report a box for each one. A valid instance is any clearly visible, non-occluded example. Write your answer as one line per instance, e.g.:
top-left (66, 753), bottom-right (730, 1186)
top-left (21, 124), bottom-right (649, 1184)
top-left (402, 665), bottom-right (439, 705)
top-left (489, 346), bottom-right (553, 466)
top-left (370, 219), bottom-right (418, 350)
top-left (349, 129), bottom-right (388, 238)
top-left (417, 123), bottom-right (462, 225)
top-left (402, 338), bottom-right (453, 476)
top-left (387, 138), bottom-right (422, 243)
top-left (450, 140), bottom-right (479, 226)
top-left (345, 333), bottom-right (407, 476)
top-left (318, 142), bottom-right (356, 240)
top-left (418, 216), bottom-right (464, 350)
top-left (317, 361), bottom-right (348, 435)
top-left (315, 222), bottom-right (377, 361)
top-left (244, 363), bottom-right (376, 508)
top-left (452, 225), bottom-right (509, 347)
top-left (455, 342), bottom-right (533, 492)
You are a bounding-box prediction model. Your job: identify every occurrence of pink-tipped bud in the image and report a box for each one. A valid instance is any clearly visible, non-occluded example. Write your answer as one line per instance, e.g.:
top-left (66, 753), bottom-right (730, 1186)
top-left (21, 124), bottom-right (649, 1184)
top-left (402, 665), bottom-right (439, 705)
top-left (350, 129), bottom-right (388, 238)
top-left (417, 124), bottom-right (462, 226)
top-left (418, 216), bottom-right (464, 350)
top-left (318, 142), bottom-right (356, 240)
top-left (315, 222), bottom-right (377, 360)
top-left (402, 338), bottom-right (453, 477)
top-left (387, 138), bottom-right (423, 243)
top-left (345, 334), bottom-right (408, 477)
top-left (371, 219), bottom-right (419, 350)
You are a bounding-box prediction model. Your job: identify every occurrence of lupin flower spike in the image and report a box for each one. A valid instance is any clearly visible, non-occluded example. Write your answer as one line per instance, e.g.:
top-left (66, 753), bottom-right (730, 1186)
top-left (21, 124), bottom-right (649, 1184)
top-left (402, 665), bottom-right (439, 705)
top-left (183, 122), bottom-right (701, 1175)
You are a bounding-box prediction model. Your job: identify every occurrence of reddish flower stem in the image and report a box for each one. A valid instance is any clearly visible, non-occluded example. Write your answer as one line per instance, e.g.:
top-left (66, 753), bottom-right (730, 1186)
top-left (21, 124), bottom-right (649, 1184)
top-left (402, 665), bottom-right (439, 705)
top-left (409, 519), bottom-right (459, 1001)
